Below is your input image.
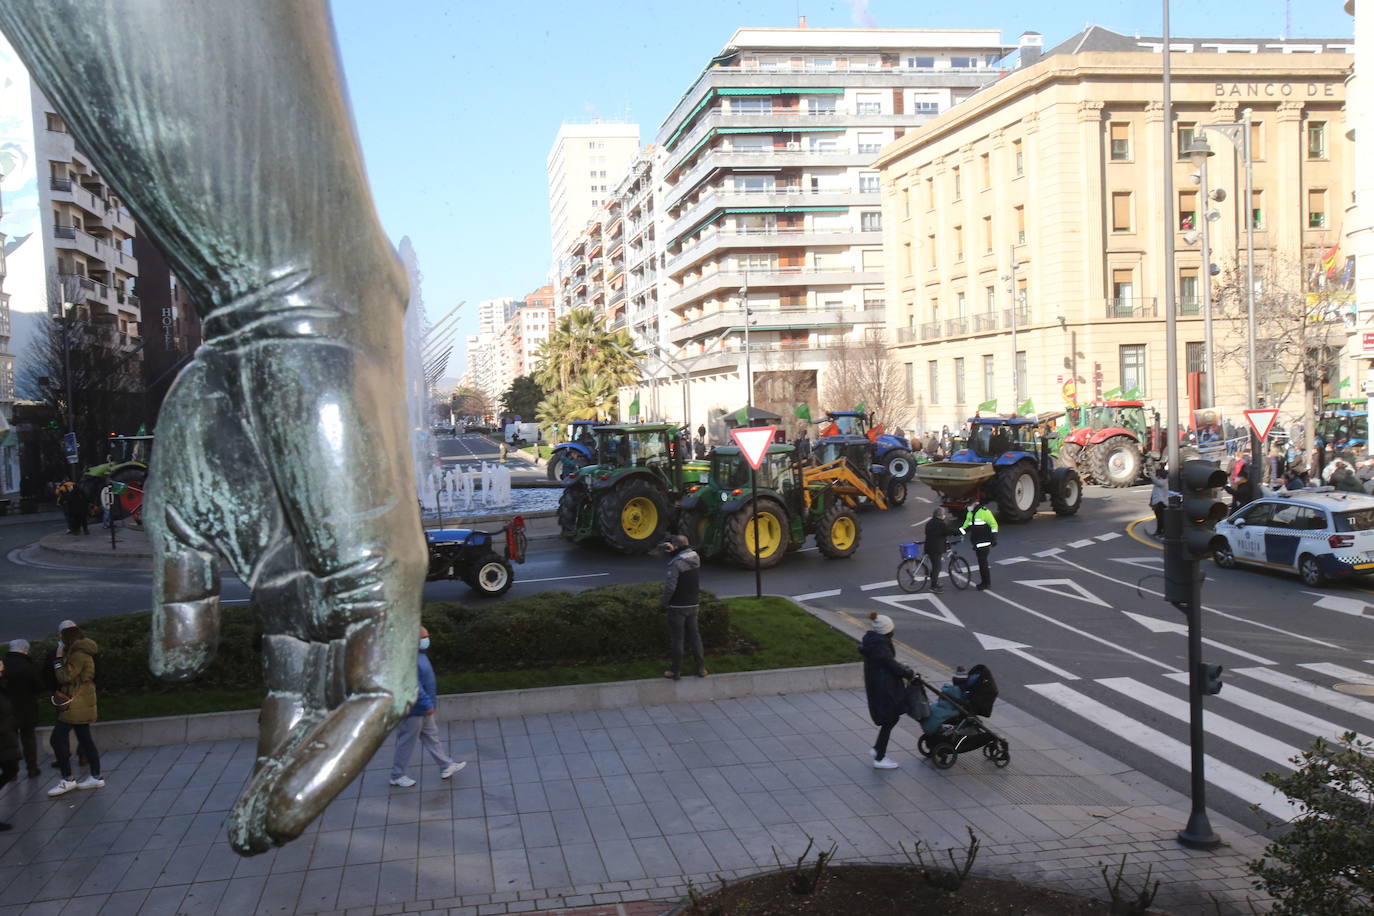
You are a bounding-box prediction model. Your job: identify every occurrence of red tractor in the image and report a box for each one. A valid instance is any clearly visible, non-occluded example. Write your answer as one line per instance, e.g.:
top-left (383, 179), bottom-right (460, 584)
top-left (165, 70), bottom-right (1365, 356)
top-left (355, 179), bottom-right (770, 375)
top-left (1058, 401), bottom-right (1165, 488)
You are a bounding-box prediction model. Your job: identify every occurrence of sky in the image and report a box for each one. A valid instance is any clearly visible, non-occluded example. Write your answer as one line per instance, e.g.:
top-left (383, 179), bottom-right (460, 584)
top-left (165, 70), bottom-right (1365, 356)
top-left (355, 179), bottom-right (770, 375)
top-left (329, 0), bottom-right (1354, 382)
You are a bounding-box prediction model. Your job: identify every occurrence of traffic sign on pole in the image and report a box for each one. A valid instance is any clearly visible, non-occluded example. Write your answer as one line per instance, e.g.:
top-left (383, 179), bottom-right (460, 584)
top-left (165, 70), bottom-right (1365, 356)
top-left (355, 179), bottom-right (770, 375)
top-left (1243, 408), bottom-right (1279, 441)
top-left (729, 426), bottom-right (775, 470)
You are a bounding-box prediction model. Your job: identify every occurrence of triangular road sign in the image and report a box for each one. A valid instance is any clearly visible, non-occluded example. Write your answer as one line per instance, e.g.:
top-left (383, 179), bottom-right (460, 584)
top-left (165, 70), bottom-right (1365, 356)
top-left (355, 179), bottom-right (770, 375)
top-left (1243, 408), bottom-right (1279, 441)
top-left (730, 426), bottom-right (776, 470)
top-left (1014, 578), bottom-right (1111, 608)
top-left (870, 593), bottom-right (964, 628)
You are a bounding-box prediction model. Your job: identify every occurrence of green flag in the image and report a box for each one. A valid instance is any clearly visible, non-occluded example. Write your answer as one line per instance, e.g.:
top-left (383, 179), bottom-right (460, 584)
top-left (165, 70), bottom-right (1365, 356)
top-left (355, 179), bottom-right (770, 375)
top-left (736, 406), bottom-right (749, 426)
top-left (976, 399), bottom-right (997, 413)
top-left (135, 424), bottom-right (147, 436)
top-left (628, 392), bottom-right (640, 419)
top-left (1102, 386), bottom-right (1122, 399)
top-left (1337, 376), bottom-right (1351, 391)
top-left (794, 403), bottom-right (811, 421)
top-left (1018, 398), bottom-right (1035, 416)
top-left (1121, 387), bottom-right (1142, 400)
top-left (853, 401), bottom-right (866, 415)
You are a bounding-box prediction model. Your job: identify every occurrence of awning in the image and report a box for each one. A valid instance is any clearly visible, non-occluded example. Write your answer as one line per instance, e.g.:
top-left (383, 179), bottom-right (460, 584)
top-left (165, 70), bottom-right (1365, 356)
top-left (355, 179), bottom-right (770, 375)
top-left (664, 87), bottom-right (847, 150)
top-left (676, 125), bottom-right (846, 168)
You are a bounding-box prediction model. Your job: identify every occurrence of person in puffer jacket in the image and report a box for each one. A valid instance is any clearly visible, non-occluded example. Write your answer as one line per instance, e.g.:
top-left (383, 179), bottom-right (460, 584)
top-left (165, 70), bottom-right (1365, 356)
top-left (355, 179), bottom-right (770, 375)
top-left (661, 535), bottom-right (707, 680)
top-left (46, 625), bottom-right (104, 797)
top-left (859, 612), bottom-right (913, 769)
top-left (388, 627), bottom-right (467, 788)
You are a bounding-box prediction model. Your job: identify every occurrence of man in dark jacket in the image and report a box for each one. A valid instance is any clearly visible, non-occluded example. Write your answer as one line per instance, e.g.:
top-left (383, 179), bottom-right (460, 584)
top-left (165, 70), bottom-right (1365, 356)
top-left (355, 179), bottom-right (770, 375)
top-left (1, 640), bottom-right (42, 777)
top-left (389, 626), bottom-right (466, 788)
top-left (923, 507), bottom-right (953, 593)
top-left (859, 612), bottom-right (913, 769)
top-left (661, 535), bottom-right (706, 680)
top-left (0, 656), bottom-right (17, 830)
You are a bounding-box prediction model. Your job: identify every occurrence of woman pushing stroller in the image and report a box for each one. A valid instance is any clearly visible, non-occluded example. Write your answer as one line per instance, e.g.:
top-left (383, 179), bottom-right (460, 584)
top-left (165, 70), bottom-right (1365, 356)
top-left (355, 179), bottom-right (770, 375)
top-left (860, 612), bottom-right (913, 769)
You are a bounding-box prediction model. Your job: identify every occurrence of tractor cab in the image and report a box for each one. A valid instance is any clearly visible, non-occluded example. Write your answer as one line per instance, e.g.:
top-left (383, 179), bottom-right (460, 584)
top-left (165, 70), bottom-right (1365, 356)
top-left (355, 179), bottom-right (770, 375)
top-left (591, 424), bottom-right (683, 486)
top-left (545, 420), bottom-right (609, 481)
top-left (956, 418), bottom-right (1041, 464)
top-left (1317, 406), bottom-right (1368, 461)
top-left (818, 411), bottom-right (916, 482)
top-left (813, 434), bottom-right (881, 475)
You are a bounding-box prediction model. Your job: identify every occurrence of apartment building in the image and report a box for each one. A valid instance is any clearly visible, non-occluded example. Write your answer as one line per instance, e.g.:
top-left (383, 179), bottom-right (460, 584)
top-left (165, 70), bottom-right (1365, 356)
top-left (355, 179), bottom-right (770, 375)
top-left (546, 122), bottom-right (641, 273)
top-left (878, 27), bottom-right (1352, 433)
top-left (653, 27), bottom-right (1014, 429)
top-left (494, 288), bottom-right (554, 397)
top-left (1349, 0), bottom-right (1374, 390)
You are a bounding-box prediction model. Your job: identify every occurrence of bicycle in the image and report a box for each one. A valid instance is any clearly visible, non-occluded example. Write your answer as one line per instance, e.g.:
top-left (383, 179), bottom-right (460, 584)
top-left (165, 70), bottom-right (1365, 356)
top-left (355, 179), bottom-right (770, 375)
top-left (896, 536), bottom-right (972, 593)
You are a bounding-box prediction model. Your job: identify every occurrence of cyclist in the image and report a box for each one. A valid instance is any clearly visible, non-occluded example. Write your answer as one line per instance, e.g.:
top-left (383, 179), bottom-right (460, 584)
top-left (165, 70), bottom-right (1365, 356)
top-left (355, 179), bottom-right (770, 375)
top-left (923, 507), bottom-right (955, 593)
top-left (961, 499), bottom-right (999, 590)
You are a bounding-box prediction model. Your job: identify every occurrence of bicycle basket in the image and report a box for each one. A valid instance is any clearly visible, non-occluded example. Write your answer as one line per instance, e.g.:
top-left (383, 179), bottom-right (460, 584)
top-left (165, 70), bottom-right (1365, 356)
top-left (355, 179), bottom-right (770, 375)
top-left (899, 541), bottom-right (922, 560)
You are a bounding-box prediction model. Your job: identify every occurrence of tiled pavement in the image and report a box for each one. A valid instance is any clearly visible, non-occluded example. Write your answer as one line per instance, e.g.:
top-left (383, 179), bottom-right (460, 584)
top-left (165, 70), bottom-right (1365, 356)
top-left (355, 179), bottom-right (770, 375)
top-left (0, 689), bottom-right (1273, 916)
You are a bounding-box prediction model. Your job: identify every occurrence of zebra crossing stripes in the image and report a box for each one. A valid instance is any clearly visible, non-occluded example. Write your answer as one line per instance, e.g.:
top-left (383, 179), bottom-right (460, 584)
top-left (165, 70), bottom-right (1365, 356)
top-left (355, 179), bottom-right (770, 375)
top-left (1299, 662), bottom-right (1374, 684)
top-left (1163, 673), bottom-right (1357, 742)
top-left (1231, 668), bottom-right (1374, 720)
top-left (1096, 678), bottom-right (1303, 769)
top-left (1026, 681), bottom-right (1298, 820)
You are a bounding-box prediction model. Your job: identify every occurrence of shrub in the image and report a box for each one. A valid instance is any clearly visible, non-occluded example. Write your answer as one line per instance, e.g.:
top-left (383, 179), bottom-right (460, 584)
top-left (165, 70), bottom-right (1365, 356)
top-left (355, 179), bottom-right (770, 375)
top-left (1249, 732), bottom-right (1374, 915)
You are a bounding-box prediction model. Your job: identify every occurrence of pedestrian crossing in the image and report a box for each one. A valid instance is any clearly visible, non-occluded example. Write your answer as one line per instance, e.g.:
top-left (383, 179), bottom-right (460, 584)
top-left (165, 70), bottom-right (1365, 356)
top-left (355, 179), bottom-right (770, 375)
top-left (1027, 660), bottom-right (1374, 823)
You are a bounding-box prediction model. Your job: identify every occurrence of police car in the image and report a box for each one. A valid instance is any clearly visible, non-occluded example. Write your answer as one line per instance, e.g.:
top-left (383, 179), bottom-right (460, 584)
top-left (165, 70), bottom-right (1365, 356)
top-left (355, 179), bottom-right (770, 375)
top-left (1212, 488), bottom-right (1374, 586)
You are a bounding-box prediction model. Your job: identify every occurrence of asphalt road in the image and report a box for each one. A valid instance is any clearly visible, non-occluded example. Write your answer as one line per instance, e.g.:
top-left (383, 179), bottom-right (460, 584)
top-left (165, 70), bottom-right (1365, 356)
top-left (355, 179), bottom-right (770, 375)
top-left (5, 451), bottom-right (1373, 841)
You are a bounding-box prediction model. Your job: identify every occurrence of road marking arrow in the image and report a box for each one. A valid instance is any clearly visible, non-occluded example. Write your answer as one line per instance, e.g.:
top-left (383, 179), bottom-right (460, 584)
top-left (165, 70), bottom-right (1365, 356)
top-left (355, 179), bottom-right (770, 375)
top-left (870, 593), bottom-right (963, 628)
top-left (1123, 612), bottom-right (1277, 665)
top-left (1015, 578), bottom-right (1111, 608)
top-left (1300, 591), bottom-right (1371, 617)
top-left (973, 632), bottom-right (1079, 679)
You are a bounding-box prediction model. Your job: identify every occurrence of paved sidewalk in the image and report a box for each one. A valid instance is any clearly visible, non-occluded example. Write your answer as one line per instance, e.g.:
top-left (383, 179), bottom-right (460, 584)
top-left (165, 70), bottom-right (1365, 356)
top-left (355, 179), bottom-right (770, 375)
top-left (0, 683), bottom-right (1272, 915)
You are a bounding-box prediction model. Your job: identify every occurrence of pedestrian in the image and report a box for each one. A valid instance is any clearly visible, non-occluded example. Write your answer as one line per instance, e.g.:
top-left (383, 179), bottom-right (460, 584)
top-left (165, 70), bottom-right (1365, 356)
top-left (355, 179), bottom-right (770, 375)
top-left (1, 640), bottom-right (42, 777)
top-left (1149, 466), bottom-right (1168, 538)
top-left (660, 534), bottom-right (706, 680)
top-left (1268, 445), bottom-right (1287, 488)
top-left (46, 624), bottom-right (103, 797)
top-left (859, 612), bottom-right (913, 770)
top-left (1227, 459), bottom-right (1256, 510)
top-left (0, 656), bottom-right (19, 830)
top-left (695, 425), bottom-right (708, 459)
top-left (1333, 466), bottom-right (1365, 493)
top-left (960, 499), bottom-right (999, 590)
top-left (56, 481), bottom-right (90, 536)
top-left (389, 626), bottom-right (467, 787)
top-left (794, 426), bottom-right (811, 463)
top-left (498, 440), bottom-right (508, 462)
top-left (923, 507), bottom-right (954, 593)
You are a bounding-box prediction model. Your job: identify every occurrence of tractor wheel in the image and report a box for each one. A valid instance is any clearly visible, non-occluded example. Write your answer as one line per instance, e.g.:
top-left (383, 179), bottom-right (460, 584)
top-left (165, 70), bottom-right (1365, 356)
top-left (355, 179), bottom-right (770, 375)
top-left (884, 478), bottom-right (908, 507)
top-left (724, 497), bottom-right (788, 569)
top-left (557, 486), bottom-right (589, 538)
top-left (547, 449), bottom-right (589, 482)
top-left (463, 552), bottom-right (513, 597)
top-left (679, 509), bottom-right (709, 549)
top-left (597, 478), bottom-right (670, 554)
top-left (882, 448), bottom-right (916, 482)
top-left (1089, 436), bottom-right (1142, 488)
top-left (1060, 442), bottom-right (1092, 483)
top-left (1050, 468), bottom-right (1083, 516)
top-left (815, 502), bottom-right (861, 559)
top-left (993, 463), bottom-right (1041, 524)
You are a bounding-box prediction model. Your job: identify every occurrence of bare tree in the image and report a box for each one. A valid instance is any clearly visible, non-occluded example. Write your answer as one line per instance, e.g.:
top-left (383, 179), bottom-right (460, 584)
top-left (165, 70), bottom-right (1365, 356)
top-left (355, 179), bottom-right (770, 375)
top-left (754, 346), bottom-right (817, 432)
top-left (821, 329), bottom-right (907, 428)
top-left (451, 387), bottom-right (495, 423)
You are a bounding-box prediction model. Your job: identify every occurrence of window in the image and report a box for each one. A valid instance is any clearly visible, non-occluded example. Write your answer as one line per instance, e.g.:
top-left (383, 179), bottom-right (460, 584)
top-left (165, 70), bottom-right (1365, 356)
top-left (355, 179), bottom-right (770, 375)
top-left (1015, 205), bottom-right (1026, 244)
top-left (1249, 120), bottom-right (1264, 160)
top-left (1016, 280), bottom-right (1028, 319)
top-left (811, 57), bottom-right (836, 70)
top-left (925, 176), bottom-right (935, 209)
top-left (859, 171), bottom-right (879, 192)
top-left (951, 56), bottom-right (976, 68)
top-left (809, 96), bottom-right (837, 115)
top-left (1112, 269), bottom-right (1134, 315)
top-left (1015, 351), bottom-right (1027, 393)
top-left (952, 166), bottom-right (962, 199)
top-left (954, 224), bottom-right (964, 261)
top-left (909, 56), bottom-right (936, 68)
top-left (1179, 268), bottom-right (1200, 315)
top-left (738, 252), bottom-right (777, 271)
top-left (863, 289), bottom-right (885, 311)
top-left (1120, 344), bottom-right (1146, 395)
top-left (1307, 121), bottom-right (1327, 159)
top-left (1308, 188), bottom-right (1327, 228)
top-left (902, 186), bottom-right (912, 217)
top-left (1111, 192), bottom-right (1132, 232)
top-left (855, 93), bottom-right (882, 115)
top-left (1013, 139), bottom-right (1023, 176)
top-left (904, 363), bottom-right (914, 401)
top-left (1179, 191), bottom-right (1197, 230)
top-left (1109, 122), bottom-right (1131, 161)
top-left (981, 215), bottom-right (993, 253)
top-left (902, 241), bottom-right (913, 273)
top-left (733, 174), bottom-right (775, 192)
top-left (927, 234), bottom-right (936, 269)
top-left (857, 132), bottom-right (884, 154)
top-left (731, 96), bottom-right (771, 114)
top-left (1250, 189), bottom-right (1264, 230)
top-left (980, 152), bottom-right (991, 188)
top-left (1185, 341), bottom-right (1204, 375)
top-left (955, 358), bottom-right (967, 404)
top-left (928, 361), bottom-right (939, 404)
top-left (861, 211), bottom-right (882, 231)
top-left (983, 355), bottom-right (995, 400)
top-left (1177, 122), bottom-right (1196, 159)
top-left (956, 292), bottom-right (967, 317)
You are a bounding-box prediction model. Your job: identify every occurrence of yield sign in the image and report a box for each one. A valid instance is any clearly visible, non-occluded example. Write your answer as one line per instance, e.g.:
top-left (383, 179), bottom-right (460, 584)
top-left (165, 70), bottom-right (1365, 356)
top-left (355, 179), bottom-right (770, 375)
top-left (1243, 408), bottom-right (1279, 441)
top-left (730, 426), bottom-right (775, 470)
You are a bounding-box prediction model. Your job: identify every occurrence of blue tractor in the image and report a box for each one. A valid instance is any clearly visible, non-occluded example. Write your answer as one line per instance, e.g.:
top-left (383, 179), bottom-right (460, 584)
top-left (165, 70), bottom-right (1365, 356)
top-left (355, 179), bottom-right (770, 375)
top-left (920, 416), bottom-right (1082, 524)
top-left (816, 411), bottom-right (917, 482)
top-left (546, 419), bottom-right (609, 481)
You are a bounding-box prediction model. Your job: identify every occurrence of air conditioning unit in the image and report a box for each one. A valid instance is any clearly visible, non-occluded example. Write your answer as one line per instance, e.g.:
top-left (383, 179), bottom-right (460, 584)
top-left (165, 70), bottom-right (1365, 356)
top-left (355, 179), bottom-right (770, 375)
top-left (785, 142), bottom-right (801, 151)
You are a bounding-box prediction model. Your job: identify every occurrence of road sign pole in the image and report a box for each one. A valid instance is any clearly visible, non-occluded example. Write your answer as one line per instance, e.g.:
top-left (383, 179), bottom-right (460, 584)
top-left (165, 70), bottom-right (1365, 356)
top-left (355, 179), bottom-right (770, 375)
top-left (751, 463), bottom-right (761, 599)
top-left (1179, 570), bottom-right (1220, 849)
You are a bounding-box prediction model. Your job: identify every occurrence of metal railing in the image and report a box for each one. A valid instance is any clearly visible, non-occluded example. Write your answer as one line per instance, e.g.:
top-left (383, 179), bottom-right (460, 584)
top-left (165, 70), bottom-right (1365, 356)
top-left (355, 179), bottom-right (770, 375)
top-left (1178, 298), bottom-right (1201, 316)
top-left (973, 312), bottom-right (998, 332)
top-left (1001, 306), bottom-right (1031, 328)
top-left (943, 317), bottom-right (969, 337)
top-left (920, 321), bottom-right (941, 340)
top-left (1105, 298), bottom-right (1158, 319)
top-left (896, 325), bottom-right (918, 343)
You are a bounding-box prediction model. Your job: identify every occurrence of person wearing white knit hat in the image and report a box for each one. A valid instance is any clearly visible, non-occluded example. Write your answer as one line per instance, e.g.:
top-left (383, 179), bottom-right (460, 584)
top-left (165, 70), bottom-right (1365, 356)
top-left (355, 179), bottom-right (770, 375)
top-left (858, 612), bottom-right (913, 769)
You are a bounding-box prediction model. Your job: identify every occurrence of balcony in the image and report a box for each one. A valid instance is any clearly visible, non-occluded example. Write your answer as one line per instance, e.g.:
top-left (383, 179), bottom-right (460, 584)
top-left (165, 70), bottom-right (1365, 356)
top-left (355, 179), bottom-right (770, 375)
top-left (666, 227), bottom-right (875, 276)
top-left (943, 317), bottom-right (969, 337)
top-left (665, 185), bottom-right (878, 240)
top-left (1104, 298), bottom-right (1158, 319)
top-left (668, 266), bottom-right (883, 307)
top-left (973, 312), bottom-right (999, 332)
top-left (1002, 306), bottom-right (1031, 328)
top-left (895, 325), bottom-right (918, 343)
top-left (1178, 298), bottom-right (1201, 316)
top-left (667, 305), bottom-right (872, 346)
top-left (665, 148), bottom-right (878, 203)
top-left (920, 321), bottom-right (941, 340)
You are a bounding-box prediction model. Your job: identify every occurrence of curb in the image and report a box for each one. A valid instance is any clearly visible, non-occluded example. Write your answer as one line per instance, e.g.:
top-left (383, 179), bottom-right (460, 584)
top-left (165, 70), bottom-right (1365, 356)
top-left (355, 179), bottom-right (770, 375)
top-left (38, 663), bottom-right (862, 751)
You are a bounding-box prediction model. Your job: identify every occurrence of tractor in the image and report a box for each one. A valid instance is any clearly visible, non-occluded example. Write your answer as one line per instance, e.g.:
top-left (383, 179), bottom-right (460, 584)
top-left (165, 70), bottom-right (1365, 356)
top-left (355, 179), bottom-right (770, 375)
top-left (424, 516), bottom-right (527, 597)
top-left (808, 434), bottom-right (907, 508)
top-left (1316, 399), bottom-right (1367, 464)
top-left (546, 419), bottom-right (609, 481)
top-left (1057, 400), bottom-right (1170, 488)
top-left (82, 434), bottom-right (153, 522)
top-left (815, 410), bottom-right (917, 481)
top-left (557, 423), bottom-right (697, 553)
top-left (916, 416), bottom-right (1082, 524)
top-left (677, 443), bottom-right (862, 568)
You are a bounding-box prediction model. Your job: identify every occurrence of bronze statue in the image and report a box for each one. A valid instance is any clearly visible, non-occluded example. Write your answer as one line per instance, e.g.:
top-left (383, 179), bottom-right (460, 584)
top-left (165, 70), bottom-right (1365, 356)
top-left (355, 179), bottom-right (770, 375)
top-left (0, 2), bottom-right (425, 854)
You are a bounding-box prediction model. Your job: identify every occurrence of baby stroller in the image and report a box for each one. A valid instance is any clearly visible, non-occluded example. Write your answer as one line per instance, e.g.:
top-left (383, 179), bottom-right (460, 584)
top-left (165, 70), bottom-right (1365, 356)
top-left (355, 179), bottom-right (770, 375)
top-left (909, 664), bottom-right (1010, 769)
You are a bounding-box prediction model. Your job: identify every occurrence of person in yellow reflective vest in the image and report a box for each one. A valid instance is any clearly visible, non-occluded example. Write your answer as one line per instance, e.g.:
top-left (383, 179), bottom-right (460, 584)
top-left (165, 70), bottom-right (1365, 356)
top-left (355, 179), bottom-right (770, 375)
top-left (961, 500), bottom-right (999, 590)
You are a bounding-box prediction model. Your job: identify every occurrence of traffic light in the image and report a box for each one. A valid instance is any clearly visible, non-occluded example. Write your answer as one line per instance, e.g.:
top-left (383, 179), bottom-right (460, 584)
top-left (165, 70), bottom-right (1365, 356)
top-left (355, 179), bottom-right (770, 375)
top-left (1200, 663), bottom-right (1224, 695)
top-left (1181, 459), bottom-right (1229, 559)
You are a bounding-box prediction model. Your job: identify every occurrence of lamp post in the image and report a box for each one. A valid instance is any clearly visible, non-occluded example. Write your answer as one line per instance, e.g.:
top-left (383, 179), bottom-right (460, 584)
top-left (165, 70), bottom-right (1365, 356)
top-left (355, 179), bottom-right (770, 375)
top-left (740, 280), bottom-right (753, 416)
top-left (1001, 251), bottom-right (1023, 411)
top-left (1186, 136), bottom-right (1218, 409)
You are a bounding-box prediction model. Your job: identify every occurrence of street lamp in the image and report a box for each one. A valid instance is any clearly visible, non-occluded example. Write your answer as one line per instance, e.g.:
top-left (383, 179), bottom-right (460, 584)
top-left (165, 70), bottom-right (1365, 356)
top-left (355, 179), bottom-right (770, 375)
top-left (1001, 251), bottom-right (1024, 411)
top-left (1185, 135), bottom-right (1224, 410)
top-left (740, 280), bottom-right (753, 416)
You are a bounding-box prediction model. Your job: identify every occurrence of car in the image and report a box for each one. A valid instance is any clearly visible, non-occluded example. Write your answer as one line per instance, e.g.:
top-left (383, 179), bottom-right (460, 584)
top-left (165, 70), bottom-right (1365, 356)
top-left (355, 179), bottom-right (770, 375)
top-left (1211, 489), bottom-right (1374, 586)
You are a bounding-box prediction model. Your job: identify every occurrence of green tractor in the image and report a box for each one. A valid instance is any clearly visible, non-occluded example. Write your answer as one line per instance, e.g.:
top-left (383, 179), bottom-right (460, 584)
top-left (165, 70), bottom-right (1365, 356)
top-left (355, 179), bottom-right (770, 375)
top-left (82, 434), bottom-right (153, 522)
top-left (677, 443), bottom-right (862, 569)
top-left (557, 423), bottom-right (701, 554)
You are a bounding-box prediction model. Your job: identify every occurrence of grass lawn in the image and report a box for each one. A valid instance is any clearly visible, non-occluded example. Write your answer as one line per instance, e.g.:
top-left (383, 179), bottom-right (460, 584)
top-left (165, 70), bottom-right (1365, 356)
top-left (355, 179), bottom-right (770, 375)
top-left (49, 596), bottom-right (856, 724)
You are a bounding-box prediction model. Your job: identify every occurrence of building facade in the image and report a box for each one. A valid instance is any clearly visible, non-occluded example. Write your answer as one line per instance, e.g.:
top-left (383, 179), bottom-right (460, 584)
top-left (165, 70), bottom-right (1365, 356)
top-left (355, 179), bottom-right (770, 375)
top-left (546, 122), bottom-right (641, 273)
top-left (1349, 0), bottom-right (1374, 397)
top-left (494, 288), bottom-right (553, 398)
top-left (652, 27), bottom-right (1015, 433)
top-left (877, 31), bottom-right (1351, 434)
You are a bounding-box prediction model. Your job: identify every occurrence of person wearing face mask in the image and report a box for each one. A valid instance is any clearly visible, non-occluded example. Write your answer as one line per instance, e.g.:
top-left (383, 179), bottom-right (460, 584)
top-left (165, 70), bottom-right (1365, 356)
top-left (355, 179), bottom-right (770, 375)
top-left (389, 627), bottom-right (466, 788)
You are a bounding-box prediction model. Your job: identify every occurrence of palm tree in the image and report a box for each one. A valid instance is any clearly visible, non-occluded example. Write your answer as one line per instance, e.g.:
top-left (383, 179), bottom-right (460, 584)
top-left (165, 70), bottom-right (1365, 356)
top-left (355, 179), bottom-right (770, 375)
top-left (532, 309), bottom-right (644, 393)
top-left (565, 374), bottom-right (618, 421)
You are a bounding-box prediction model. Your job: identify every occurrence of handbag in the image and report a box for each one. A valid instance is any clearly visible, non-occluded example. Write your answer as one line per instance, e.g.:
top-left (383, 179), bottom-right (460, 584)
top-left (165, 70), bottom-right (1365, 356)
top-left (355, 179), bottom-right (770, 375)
top-left (51, 692), bottom-right (72, 711)
top-left (904, 681), bottom-right (931, 721)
